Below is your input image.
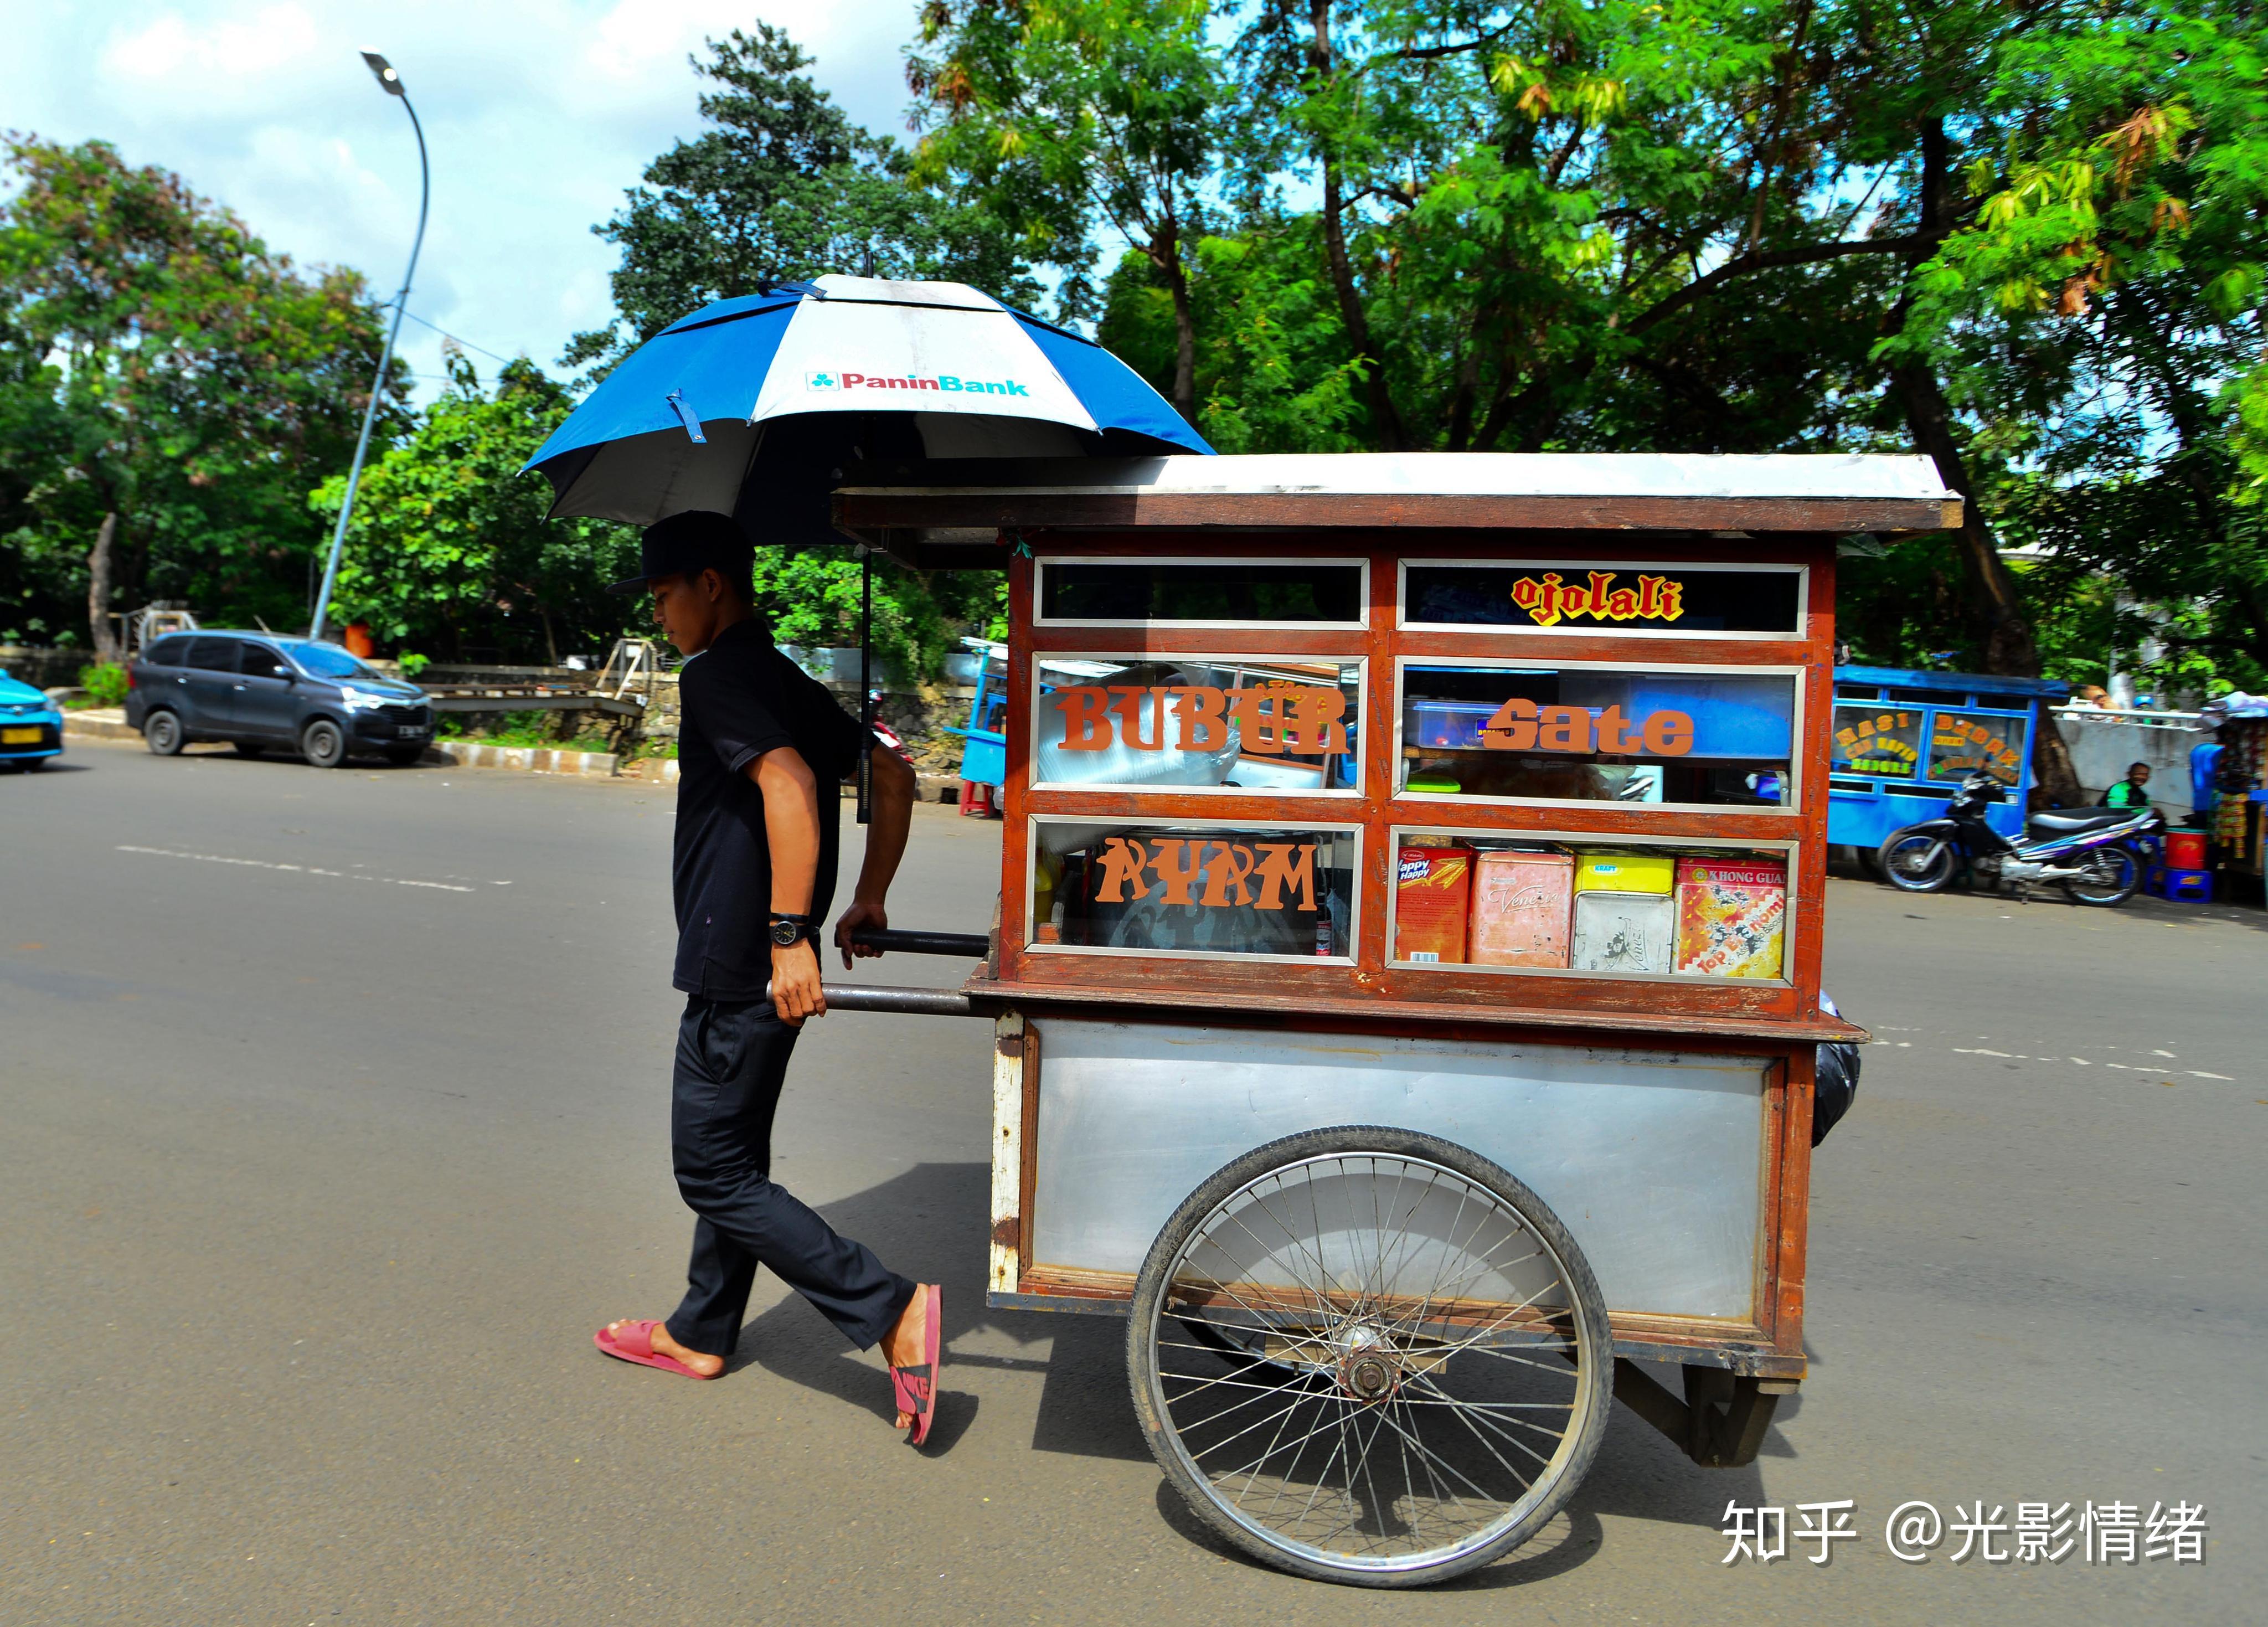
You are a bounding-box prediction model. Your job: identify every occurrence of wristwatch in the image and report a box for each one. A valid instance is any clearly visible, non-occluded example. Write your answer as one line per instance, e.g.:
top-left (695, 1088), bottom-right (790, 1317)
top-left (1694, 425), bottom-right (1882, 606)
top-left (769, 912), bottom-right (814, 948)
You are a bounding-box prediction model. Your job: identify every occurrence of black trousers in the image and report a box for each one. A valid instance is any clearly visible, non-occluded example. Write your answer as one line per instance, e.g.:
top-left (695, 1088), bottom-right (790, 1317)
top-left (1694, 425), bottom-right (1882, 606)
top-left (663, 995), bottom-right (915, 1358)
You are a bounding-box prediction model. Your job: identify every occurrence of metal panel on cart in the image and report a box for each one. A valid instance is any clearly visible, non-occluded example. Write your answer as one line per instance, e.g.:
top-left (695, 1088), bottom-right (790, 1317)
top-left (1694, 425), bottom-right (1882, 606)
top-left (1028, 1017), bottom-right (1767, 1321)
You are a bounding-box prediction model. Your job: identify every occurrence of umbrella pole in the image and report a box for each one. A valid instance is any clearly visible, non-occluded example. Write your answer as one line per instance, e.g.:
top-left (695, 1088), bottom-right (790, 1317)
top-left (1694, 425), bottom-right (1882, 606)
top-left (857, 547), bottom-right (873, 826)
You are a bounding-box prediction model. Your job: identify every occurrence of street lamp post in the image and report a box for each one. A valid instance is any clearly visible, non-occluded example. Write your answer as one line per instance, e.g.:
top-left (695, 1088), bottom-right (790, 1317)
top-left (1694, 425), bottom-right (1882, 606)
top-left (309, 50), bottom-right (429, 644)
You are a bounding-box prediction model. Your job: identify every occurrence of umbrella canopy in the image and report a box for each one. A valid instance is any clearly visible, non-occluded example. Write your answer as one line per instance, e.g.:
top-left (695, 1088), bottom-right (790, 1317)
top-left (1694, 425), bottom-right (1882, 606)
top-left (523, 275), bottom-right (1212, 543)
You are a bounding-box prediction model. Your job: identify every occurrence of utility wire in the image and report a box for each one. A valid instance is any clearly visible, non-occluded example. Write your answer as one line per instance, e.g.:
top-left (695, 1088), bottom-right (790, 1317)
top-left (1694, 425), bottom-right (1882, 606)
top-left (396, 306), bottom-right (516, 366)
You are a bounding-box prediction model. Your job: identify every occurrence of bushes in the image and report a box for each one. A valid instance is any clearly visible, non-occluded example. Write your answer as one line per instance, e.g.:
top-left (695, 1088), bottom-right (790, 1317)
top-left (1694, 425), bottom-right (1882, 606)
top-left (78, 662), bottom-right (127, 707)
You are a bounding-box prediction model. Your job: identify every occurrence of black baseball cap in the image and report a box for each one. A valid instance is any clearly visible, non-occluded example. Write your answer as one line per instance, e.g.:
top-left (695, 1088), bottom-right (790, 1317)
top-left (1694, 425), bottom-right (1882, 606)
top-left (606, 510), bottom-right (753, 595)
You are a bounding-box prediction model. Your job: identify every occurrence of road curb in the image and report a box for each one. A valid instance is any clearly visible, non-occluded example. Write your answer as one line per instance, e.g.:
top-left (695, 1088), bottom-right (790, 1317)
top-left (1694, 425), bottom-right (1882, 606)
top-left (428, 740), bottom-right (622, 778)
top-left (63, 710), bottom-right (138, 742)
top-left (63, 712), bottom-right (966, 800)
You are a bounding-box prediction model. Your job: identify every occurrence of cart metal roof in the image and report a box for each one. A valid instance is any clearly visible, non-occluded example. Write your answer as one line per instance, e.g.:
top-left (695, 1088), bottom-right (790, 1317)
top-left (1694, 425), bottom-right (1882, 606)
top-left (833, 451), bottom-right (1961, 565)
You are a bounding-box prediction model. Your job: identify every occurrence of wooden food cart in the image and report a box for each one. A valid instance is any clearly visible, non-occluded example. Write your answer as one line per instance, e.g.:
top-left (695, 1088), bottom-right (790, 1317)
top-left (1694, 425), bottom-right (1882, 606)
top-left (832, 452), bottom-right (1956, 1587)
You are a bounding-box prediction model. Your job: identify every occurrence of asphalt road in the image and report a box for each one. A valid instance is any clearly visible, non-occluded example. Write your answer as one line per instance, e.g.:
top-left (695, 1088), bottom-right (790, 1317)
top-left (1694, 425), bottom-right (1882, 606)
top-left (4, 739), bottom-right (2260, 1624)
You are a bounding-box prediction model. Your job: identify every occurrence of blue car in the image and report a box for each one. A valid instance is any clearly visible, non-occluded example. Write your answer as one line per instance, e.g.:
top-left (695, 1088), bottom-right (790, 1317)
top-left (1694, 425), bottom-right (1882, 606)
top-left (0, 667), bottom-right (64, 771)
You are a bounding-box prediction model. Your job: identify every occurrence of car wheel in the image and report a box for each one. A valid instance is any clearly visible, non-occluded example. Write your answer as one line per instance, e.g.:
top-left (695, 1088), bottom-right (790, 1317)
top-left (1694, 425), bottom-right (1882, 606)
top-left (231, 741), bottom-right (266, 758)
top-left (383, 745), bottom-right (426, 767)
top-left (301, 717), bottom-right (348, 769)
top-left (145, 710), bottom-right (185, 756)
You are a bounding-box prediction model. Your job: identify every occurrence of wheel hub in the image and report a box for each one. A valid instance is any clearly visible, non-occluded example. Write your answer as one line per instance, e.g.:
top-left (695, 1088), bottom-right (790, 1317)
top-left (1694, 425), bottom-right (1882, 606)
top-left (1331, 1321), bottom-right (1404, 1403)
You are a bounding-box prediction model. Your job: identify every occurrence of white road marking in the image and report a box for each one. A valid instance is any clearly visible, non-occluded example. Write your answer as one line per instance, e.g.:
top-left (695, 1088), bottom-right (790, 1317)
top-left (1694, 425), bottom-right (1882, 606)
top-left (1933, 1044), bottom-right (2239, 1083)
top-left (116, 845), bottom-right (478, 893)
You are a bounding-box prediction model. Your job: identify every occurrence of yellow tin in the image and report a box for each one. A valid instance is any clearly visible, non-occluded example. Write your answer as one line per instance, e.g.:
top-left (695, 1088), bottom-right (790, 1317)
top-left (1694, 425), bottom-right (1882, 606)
top-left (1573, 850), bottom-right (1676, 896)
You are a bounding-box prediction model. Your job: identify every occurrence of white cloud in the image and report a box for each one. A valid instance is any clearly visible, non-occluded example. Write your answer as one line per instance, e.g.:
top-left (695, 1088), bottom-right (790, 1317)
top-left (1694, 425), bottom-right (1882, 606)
top-left (6, 0), bottom-right (926, 399)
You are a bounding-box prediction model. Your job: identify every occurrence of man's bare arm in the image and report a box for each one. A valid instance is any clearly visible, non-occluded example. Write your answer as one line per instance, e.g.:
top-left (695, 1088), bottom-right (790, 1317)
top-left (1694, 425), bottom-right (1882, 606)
top-left (752, 746), bottom-right (824, 1023)
top-left (836, 744), bottom-right (914, 969)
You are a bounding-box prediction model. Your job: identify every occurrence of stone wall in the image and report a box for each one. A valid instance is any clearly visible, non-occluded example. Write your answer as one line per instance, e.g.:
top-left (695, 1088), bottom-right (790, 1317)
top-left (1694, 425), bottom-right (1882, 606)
top-left (2053, 709), bottom-right (2205, 813)
top-left (0, 646), bottom-right (95, 691)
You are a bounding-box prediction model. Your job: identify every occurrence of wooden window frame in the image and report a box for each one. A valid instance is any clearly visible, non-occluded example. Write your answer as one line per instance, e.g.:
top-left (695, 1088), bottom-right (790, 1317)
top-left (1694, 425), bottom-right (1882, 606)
top-left (1396, 557), bottom-right (1809, 640)
top-left (1381, 823), bottom-right (1800, 988)
top-left (997, 533), bottom-right (1839, 1031)
top-left (1034, 554), bottom-right (1373, 631)
top-left (1026, 652), bottom-right (1370, 799)
top-left (1020, 814), bottom-right (1365, 966)
top-left (1390, 653), bottom-right (1809, 818)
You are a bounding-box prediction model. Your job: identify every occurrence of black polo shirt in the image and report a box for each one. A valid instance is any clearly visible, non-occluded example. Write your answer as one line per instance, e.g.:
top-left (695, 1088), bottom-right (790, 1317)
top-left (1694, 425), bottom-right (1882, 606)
top-left (672, 619), bottom-right (869, 1001)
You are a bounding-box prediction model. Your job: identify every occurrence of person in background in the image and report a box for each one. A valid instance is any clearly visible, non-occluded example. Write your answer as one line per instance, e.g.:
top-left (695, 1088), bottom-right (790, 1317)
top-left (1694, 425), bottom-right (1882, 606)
top-left (2105, 760), bottom-right (2153, 812)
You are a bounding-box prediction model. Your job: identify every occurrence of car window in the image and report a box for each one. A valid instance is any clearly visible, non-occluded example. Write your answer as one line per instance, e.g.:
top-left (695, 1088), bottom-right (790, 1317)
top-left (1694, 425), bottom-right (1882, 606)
top-left (240, 644), bottom-right (293, 678)
top-left (185, 637), bottom-right (242, 672)
top-left (144, 636), bottom-right (194, 667)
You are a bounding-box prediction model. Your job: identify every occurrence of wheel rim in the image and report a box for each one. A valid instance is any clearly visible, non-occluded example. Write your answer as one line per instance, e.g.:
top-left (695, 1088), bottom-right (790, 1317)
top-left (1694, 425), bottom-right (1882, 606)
top-left (1143, 1152), bottom-right (1598, 1575)
top-left (307, 724), bottom-right (339, 764)
top-left (149, 715), bottom-right (176, 750)
top-left (2071, 849), bottom-right (2135, 900)
top-left (1884, 836), bottom-right (1947, 886)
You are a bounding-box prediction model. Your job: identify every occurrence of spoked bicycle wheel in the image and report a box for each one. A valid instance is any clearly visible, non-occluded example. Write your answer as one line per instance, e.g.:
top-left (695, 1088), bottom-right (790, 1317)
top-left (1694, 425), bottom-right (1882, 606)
top-left (1127, 1126), bottom-right (1612, 1587)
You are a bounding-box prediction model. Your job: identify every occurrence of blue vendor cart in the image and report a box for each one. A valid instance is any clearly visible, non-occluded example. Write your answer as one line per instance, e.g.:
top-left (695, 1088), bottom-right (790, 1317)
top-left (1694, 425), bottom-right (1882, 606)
top-left (1827, 665), bottom-right (2069, 854)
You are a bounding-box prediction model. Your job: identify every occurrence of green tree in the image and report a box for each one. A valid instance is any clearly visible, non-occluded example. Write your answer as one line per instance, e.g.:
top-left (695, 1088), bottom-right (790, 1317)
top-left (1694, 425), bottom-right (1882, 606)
top-left (1883, 0), bottom-right (2268, 690)
top-left (311, 354), bottom-right (638, 663)
top-left (0, 135), bottom-right (393, 652)
top-left (910, 0), bottom-right (1225, 418)
top-left (565, 25), bottom-right (1039, 375)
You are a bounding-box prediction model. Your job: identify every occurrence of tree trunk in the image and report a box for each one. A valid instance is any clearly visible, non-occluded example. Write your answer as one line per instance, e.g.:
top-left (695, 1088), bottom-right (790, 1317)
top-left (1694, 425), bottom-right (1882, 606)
top-left (1889, 116), bottom-right (2081, 806)
top-left (1889, 359), bottom-right (2084, 804)
top-left (1307, 0), bottom-right (1404, 450)
top-left (87, 511), bottom-right (120, 662)
top-left (1154, 224), bottom-right (1199, 425)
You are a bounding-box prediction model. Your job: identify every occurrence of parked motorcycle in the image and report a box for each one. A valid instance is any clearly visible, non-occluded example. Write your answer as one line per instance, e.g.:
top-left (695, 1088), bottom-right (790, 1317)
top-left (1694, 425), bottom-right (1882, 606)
top-left (1877, 773), bottom-right (2162, 906)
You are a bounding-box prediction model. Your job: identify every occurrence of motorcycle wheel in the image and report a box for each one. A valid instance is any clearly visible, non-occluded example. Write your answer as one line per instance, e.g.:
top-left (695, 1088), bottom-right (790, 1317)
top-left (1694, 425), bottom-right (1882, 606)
top-left (1878, 830), bottom-right (1956, 893)
top-left (2063, 845), bottom-right (2141, 907)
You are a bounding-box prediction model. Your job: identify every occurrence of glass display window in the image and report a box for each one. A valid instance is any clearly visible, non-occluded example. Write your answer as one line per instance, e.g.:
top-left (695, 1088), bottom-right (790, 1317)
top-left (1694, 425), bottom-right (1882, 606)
top-left (1028, 818), bottom-right (1359, 962)
top-left (1927, 709), bottom-right (2028, 786)
top-left (1399, 560), bottom-right (1805, 637)
top-left (1388, 830), bottom-right (1796, 983)
top-left (1830, 704), bottom-right (1924, 780)
top-left (1395, 661), bottom-right (1801, 810)
top-left (1037, 557), bottom-right (1368, 627)
top-left (1030, 657), bottom-right (1363, 795)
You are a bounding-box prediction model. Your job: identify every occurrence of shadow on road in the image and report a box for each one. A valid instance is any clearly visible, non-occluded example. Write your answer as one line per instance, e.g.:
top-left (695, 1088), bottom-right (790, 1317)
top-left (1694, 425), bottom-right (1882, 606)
top-left (721, 1157), bottom-right (1772, 1577)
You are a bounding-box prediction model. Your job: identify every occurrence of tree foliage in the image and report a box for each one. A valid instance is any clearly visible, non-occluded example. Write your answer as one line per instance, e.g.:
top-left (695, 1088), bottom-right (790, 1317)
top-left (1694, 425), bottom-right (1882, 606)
top-left (310, 354), bottom-right (639, 663)
top-left (0, 135), bottom-right (393, 651)
top-left (564, 25), bottom-right (1042, 376)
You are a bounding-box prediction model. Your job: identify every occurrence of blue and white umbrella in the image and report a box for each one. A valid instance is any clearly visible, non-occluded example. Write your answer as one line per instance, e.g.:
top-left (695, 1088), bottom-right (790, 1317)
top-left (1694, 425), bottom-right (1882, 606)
top-left (524, 275), bottom-right (1211, 536)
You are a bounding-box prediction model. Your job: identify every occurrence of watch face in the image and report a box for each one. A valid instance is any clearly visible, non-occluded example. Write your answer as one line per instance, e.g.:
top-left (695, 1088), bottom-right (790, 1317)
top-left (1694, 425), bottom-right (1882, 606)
top-left (771, 920), bottom-right (802, 946)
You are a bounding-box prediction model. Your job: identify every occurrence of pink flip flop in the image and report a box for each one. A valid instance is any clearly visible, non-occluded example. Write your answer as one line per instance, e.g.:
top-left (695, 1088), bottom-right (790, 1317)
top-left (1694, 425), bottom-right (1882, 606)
top-left (594, 1319), bottom-right (715, 1379)
top-left (889, 1285), bottom-right (943, 1446)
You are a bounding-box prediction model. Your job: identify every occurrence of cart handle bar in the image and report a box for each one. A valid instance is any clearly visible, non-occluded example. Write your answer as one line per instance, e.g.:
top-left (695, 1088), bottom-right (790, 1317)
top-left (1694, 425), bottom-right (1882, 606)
top-left (762, 979), bottom-right (976, 1017)
top-left (848, 927), bottom-right (988, 958)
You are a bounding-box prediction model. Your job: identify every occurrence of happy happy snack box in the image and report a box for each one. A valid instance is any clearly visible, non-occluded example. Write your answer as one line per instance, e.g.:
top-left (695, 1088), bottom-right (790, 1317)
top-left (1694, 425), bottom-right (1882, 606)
top-left (1672, 856), bottom-right (1787, 978)
top-left (1395, 845), bottom-right (1471, 963)
top-left (1468, 848), bottom-right (1574, 967)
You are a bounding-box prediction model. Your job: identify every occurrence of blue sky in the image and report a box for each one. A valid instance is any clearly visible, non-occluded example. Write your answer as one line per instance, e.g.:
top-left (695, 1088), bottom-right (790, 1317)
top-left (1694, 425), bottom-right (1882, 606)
top-left (1, 1), bottom-right (923, 398)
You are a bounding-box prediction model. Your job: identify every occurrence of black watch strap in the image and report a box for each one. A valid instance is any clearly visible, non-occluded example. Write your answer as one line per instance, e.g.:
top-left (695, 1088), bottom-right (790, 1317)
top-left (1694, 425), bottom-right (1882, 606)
top-left (770, 912), bottom-right (815, 946)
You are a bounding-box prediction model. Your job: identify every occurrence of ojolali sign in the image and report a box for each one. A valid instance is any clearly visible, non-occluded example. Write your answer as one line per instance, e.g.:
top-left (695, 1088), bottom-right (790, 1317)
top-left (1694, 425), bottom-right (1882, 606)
top-left (1508, 571), bottom-right (1685, 629)
top-left (1052, 684), bottom-right (1349, 754)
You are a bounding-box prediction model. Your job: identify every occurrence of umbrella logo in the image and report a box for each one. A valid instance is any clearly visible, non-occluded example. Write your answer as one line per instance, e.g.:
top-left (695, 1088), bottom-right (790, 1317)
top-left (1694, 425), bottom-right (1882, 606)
top-left (805, 371), bottom-right (839, 390)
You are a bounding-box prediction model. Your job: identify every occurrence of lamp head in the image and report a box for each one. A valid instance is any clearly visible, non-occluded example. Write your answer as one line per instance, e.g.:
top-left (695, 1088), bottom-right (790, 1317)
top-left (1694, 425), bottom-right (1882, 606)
top-left (359, 50), bottom-right (406, 96)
